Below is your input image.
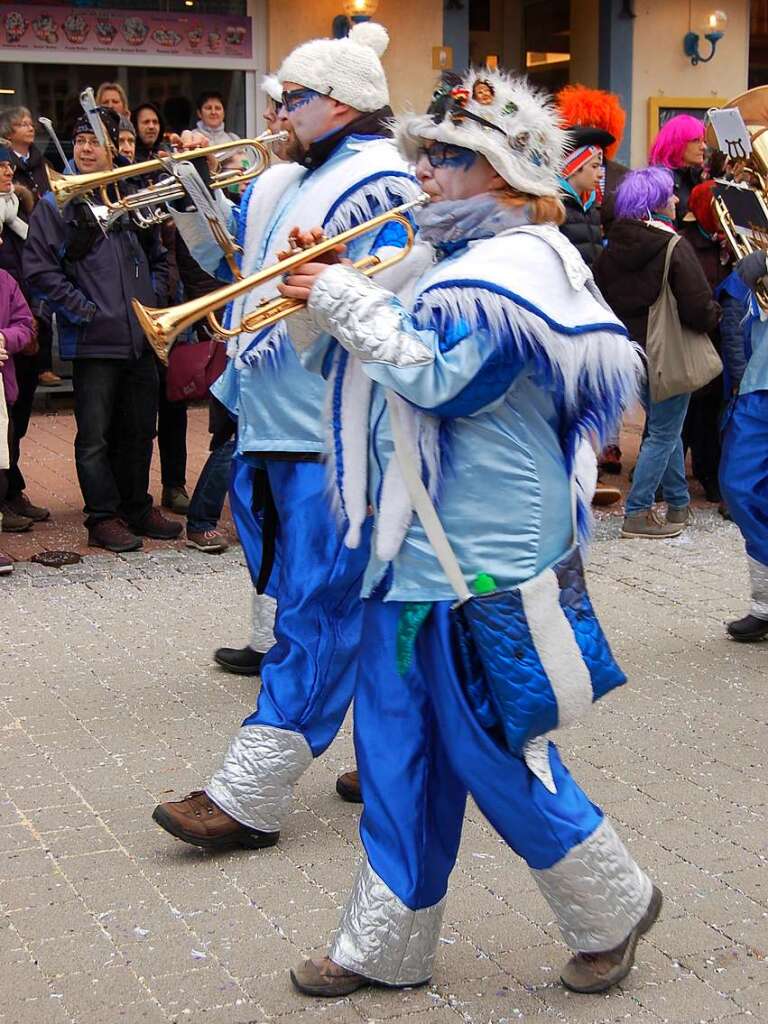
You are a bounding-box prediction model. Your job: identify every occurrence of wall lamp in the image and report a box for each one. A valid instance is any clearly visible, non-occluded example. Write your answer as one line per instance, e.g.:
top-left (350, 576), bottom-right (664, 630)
top-left (683, 9), bottom-right (727, 65)
top-left (332, 0), bottom-right (379, 37)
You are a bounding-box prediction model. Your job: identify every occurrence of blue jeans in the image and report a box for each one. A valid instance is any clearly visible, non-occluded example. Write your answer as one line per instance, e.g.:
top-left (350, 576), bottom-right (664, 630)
top-left (187, 438), bottom-right (234, 533)
top-left (625, 388), bottom-right (691, 515)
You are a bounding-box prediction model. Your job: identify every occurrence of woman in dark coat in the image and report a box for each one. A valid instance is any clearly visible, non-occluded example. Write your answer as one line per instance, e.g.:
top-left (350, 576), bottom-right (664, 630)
top-left (595, 166), bottom-right (720, 539)
top-left (648, 114), bottom-right (706, 228)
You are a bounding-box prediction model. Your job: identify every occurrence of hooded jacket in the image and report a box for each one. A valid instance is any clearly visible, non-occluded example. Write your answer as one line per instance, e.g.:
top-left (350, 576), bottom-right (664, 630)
top-left (132, 102), bottom-right (169, 165)
top-left (23, 170), bottom-right (169, 360)
top-left (0, 268), bottom-right (34, 404)
top-left (594, 219), bottom-right (720, 348)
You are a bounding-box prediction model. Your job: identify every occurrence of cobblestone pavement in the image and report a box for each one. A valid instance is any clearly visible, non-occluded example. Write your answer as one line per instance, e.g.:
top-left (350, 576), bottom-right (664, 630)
top-left (2, 512), bottom-right (766, 1024)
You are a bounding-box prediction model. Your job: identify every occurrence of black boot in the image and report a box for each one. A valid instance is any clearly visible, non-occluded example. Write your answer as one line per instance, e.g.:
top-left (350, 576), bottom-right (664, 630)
top-left (213, 645), bottom-right (265, 675)
top-left (726, 615), bottom-right (768, 643)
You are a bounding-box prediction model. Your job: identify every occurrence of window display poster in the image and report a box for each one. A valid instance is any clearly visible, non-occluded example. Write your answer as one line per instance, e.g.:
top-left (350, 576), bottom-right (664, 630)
top-left (0, 5), bottom-right (252, 59)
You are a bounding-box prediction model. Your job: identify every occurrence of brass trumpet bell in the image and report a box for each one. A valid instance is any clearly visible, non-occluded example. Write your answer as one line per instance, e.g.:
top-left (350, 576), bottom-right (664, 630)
top-left (133, 193), bottom-right (430, 365)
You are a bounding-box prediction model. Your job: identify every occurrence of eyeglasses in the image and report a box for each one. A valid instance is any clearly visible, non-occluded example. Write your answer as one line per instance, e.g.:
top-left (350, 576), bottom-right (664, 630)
top-left (417, 142), bottom-right (477, 168)
top-left (12, 120), bottom-right (34, 129)
top-left (281, 87), bottom-right (324, 112)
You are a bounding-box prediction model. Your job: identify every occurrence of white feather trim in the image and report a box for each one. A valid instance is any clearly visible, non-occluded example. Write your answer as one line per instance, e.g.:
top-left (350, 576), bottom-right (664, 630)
top-left (324, 174), bottom-right (422, 237)
top-left (413, 285), bottom-right (643, 436)
top-left (339, 357), bottom-right (372, 548)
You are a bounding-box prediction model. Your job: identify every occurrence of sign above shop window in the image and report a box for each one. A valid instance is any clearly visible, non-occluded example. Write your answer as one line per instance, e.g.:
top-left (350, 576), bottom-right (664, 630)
top-left (0, 5), bottom-right (252, 59)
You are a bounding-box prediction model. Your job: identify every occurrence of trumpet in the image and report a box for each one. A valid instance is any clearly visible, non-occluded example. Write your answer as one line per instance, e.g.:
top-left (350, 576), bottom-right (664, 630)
top-left (46, 131), bottom-right (288, 210)
top-left (133, 193), bottom-right (430, 365)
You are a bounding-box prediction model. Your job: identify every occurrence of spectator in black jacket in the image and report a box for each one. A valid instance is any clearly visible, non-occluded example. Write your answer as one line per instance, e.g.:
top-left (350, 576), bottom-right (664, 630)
top-left (557, 126), bottom-right (614, 267)
top-left (595, 167), bottom-right (721, 540)
top-left (23, 107), bottom-right (182, 553)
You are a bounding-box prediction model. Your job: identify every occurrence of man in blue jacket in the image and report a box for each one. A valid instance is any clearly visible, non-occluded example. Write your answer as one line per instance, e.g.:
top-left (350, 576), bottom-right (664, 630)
top-left (23, 107), bottom-right (181, 552)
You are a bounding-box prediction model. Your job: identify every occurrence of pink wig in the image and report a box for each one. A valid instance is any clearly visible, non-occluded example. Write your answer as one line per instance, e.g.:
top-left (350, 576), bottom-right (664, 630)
top-left (648, 114), bottom-right (705, 169)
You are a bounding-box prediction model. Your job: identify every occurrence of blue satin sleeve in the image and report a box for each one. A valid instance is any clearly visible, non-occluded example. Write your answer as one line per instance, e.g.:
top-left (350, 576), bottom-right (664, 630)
top-left (362, 315), bottom-right (528, 418)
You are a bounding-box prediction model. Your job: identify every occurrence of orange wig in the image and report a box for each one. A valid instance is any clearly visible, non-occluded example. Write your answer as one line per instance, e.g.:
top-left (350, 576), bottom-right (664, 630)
top-left (556, 85), bottom-right (626, 161)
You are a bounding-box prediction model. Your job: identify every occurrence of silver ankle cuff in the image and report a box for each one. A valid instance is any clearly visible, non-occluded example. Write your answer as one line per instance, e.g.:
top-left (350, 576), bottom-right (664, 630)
top-left (329, 860), bottom-right (445, 986)
top-left (206, 724), bottom-right (312, 833)
top-left (530, 818), bottom-right (652, 952)
top-left (748, 556), bottom-right (768, 619)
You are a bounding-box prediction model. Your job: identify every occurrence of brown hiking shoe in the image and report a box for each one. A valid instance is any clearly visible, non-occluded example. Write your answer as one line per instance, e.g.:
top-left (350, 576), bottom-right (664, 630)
top-left (336, 769), bottom-right (362, 804)
top-left (4, 493), bottom-right (50, 522)
top-left (290, 957), bottom-right (371, 997)
top-left (152, 790), bottom-right (279, 850)
top-left (0, 507), bottom-right (33, 532)
top-left (592, 485), bottom-right (622, 508)
top-left (620, 509), bottom-right (683, 539)
top-left (132, 506), bottom-right (183, 540)
top-left (561, 885), bottom-right (663, 994)
top-left (88, 518), bottom-right (142, 552)
top-left (186, 528), bottom-right (229, 553)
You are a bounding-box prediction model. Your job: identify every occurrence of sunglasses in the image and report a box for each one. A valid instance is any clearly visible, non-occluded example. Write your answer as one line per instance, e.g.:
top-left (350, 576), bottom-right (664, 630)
top-left (281, 87), bottom-right (325, 112)
top-left (417, 142), bottom-right (477, 169)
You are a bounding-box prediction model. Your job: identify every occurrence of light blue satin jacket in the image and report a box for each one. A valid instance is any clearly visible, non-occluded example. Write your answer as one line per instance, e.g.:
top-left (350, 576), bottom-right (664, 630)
top-left (171, 135), bottom-right (419, 455)
top-left (300, 213), bottom-right (639, 602)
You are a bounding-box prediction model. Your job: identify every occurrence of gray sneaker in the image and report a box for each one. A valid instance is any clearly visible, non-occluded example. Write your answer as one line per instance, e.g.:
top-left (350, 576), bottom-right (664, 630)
top-left (666, 504), bottom-right (694, 526)
top-left (621, 509), bottom-right (683, 539)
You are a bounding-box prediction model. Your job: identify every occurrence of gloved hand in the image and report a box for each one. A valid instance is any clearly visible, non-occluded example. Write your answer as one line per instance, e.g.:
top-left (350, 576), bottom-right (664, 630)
top-left (735, 249), bottom-right (768, 290)
top-left (0, 190), bottom-right (20, 226)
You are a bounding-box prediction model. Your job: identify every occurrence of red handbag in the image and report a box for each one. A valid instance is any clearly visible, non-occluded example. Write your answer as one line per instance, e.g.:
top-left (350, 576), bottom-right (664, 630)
top-left (166, 337), bottom-right (228, 403)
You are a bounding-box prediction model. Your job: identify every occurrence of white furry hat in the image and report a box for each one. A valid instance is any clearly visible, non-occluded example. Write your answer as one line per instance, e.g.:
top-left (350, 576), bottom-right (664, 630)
top-left (277, 22), bottom-right (390, 113)
top-left (396, 68), bottom-right (567, 197)
top-left (260, 74), bottom-right (283, 105)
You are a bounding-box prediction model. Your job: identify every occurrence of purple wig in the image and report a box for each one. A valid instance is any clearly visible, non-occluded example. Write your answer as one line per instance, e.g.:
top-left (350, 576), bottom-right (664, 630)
top-left (614, 166), bottom-right (674, 220)
top-left (648, 114), bottom-right (705, 168)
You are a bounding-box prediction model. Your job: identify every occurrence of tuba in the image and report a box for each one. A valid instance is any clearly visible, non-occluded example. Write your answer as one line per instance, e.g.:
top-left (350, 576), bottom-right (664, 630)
top-left (132, 193), bottom-right (430, 365)
top-left (708, 86), bottom-right (768, 311)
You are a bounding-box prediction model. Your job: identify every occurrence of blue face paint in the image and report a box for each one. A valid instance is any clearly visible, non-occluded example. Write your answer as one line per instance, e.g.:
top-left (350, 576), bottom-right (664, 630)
top-left (282, 87), bottom-right (324, 112)
top-left (419, 142), bottom-right (477, 171)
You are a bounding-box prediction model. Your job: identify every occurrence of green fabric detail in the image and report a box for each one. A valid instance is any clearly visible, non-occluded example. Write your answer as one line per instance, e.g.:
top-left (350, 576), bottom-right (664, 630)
top-left (396, 602), bottom-right (433, 675)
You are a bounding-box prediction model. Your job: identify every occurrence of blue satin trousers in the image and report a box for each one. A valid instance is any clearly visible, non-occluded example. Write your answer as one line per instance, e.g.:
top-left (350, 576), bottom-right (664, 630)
top-left (230, 455), bottom-right (370, 757)
top-left (720, 390), bottom-right (768, 567)
top-left (355, 597), bottom-right (604, 911)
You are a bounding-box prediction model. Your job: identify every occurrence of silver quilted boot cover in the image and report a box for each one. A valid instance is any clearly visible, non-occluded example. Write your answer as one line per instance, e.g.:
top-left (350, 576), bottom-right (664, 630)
top-left (748, 556), bottom-right (768, 619)
top-left (329, 860), bottom-right (446, 986)
top-left (250, 589), bottom-right (276, 653)
top-left (205, 725), bottom-right (312, 833)
top-left (530, 818), bottom-right (653, 952)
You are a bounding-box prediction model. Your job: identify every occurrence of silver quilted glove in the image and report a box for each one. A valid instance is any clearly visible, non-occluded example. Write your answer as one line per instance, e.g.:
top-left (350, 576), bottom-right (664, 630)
top-left (307, 264), bottom-right (433, 367)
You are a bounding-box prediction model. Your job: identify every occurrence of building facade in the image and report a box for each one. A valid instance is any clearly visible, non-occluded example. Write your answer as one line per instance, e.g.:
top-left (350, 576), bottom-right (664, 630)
top-left (0, 0), bottom-right (759, 169)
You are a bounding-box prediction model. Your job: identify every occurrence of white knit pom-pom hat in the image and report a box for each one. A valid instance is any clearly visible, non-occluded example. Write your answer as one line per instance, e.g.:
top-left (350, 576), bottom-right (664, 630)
top-left (260, 74), bottom-right (283, 104)
top-left (277, 22), bottom-right (390, 113)
top-left (395, 68), bottom-right (568, 197)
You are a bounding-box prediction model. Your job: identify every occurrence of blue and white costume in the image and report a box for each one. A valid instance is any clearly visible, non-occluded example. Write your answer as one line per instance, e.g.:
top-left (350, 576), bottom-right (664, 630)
top-left (290, 190), bottom-right (652, 981)
top-left (171, 114), bottom-right (419, 833)
top-left (720, 296), bottom-right (768, 622)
